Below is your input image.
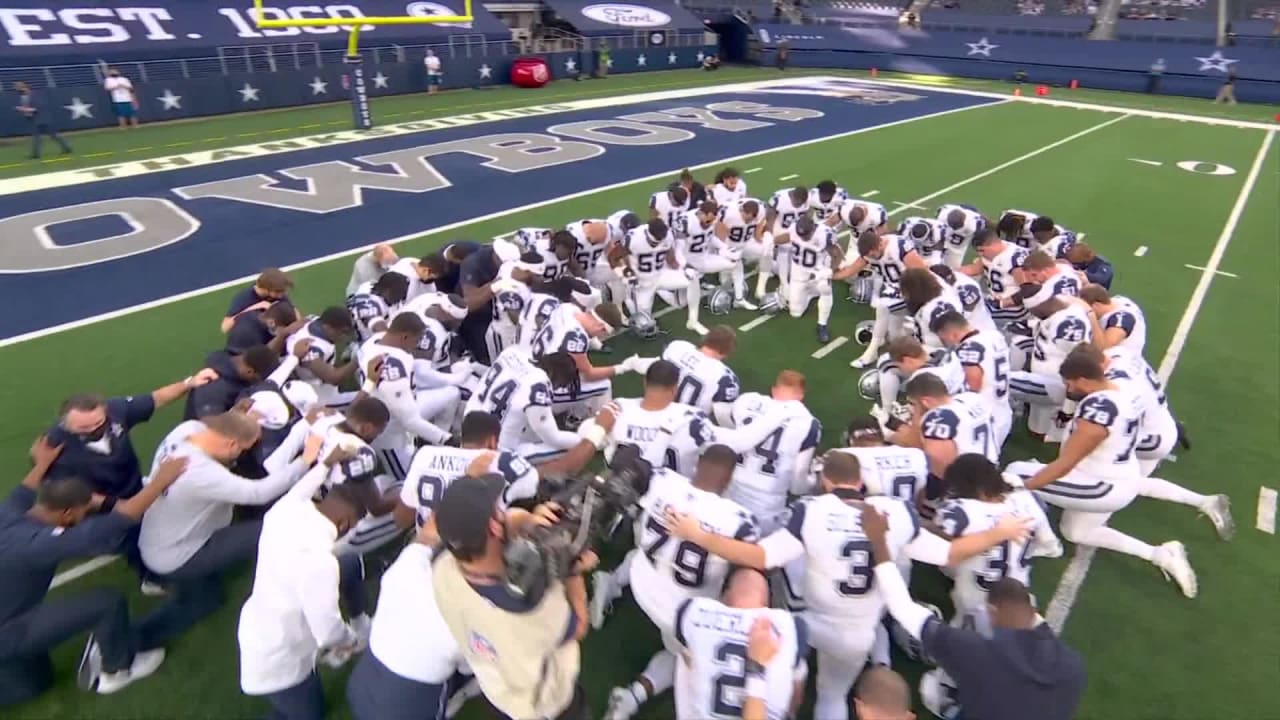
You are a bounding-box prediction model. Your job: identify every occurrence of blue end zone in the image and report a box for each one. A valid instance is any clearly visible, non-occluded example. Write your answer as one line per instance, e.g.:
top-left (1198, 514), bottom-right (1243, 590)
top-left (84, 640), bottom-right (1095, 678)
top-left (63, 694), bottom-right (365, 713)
top-left (0, 79), bottom-right (999, 341)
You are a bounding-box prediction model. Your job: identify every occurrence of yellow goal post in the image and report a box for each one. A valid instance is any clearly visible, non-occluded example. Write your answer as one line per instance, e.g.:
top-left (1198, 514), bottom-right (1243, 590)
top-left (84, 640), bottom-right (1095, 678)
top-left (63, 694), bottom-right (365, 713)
top-left (250, 0), bottom-right (475, 55)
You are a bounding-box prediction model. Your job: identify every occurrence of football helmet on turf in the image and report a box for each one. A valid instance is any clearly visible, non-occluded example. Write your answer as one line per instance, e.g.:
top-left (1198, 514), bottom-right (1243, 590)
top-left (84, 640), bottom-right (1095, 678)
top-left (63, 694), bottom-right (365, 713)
top-left (758, 292), bottom-right (784, 314)
top-left (629, 311), bottom-right (659, 339)
top-left (857, 369), bottom-right (879, 401)
top-left (707, 287), bottom-right (734, 316)
top-left (854, 320), bottom-right (875, 345)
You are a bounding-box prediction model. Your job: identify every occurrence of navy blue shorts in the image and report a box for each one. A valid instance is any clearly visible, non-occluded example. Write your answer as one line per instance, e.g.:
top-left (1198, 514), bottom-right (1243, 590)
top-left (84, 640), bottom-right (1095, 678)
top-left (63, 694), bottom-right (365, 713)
top-left (112, 101), bottom-right (135, 119)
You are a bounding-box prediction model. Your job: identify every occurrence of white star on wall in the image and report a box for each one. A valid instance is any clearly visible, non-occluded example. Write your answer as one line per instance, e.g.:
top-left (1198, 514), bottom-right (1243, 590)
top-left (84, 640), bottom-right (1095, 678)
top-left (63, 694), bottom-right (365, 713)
top-left (479, 64), bottom-right (493, 79)
top-left (238, 83), bottom-right (260, 102)
top-left (696, 50), bottom-right (706, 62)
top-left (565, 57), bottom-right (578, 73)
top-left (309, 77), bottom-right (329, 95)
top-left (637, 53), bottom-right (647, 67)
top-left (965, 37), bottom-right (998, 56)
top-left (667, 52), bottom-right (677, 64)
top-left (606, 57), bottom-right (614, 68)
top-left (157, 89), bottom-right (183, 110)
top-left (1194, 50), bottom-right (1238, 72)
top-left (64, 97), bottom-right (93, 119)
top-left (372, 72), bottom-right (389, 88)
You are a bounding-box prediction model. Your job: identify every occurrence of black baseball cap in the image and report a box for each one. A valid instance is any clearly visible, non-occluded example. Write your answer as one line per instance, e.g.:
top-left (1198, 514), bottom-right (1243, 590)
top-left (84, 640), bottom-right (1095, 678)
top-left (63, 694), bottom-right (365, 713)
top-left (435, 473), bottom-right (506, 557)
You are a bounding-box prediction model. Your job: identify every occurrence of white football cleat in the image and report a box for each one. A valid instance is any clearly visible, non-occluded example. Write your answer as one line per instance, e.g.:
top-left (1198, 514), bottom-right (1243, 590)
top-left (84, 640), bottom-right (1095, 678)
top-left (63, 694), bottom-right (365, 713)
top-left (1154, 541), bottom-right (1198, 598)
top-left (589, 570), bottom-right (615, 629)
top-left (686, 320), bottom-right (710, 336)
top-left (734, 297), bottom-right (758, 311)
top-left (97, 648), bottom-right (166, 695)
top-left (604, 686), bottom-right (641, 720)
top-left (1199, 494), bottom-right (1234, 541)
top-left (850, 352), bottom-right (877, 369)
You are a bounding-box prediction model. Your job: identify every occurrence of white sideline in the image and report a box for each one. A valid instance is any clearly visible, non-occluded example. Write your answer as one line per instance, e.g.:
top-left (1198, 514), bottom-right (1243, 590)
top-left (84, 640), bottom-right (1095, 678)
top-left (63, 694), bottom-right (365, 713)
top-left (3, 91), bottom-right (1005, 349)
top-left (1044, 128), bottom-right (1276, 634)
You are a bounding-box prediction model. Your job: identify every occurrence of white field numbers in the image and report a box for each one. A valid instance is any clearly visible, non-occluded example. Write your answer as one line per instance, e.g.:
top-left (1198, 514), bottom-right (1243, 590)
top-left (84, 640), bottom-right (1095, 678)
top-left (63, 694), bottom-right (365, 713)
top-left (1129, 159), bottom-right (1238, 176)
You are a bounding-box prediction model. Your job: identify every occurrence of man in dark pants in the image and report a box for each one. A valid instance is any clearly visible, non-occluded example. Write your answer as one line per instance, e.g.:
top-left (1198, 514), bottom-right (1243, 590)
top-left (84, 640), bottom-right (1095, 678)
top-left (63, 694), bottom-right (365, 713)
top-left (864, 503), bottom-right (1087, 720)
top-left (13, 81), bottom-right (71, 159)
top-left (422, 240), bottom-right (482, 295)
top-left (458, 240), bottom-right (521, 364)
top-left (184, 344), bottom-right (285, 420)
top-left (0, 438), bottom-right (186, 705)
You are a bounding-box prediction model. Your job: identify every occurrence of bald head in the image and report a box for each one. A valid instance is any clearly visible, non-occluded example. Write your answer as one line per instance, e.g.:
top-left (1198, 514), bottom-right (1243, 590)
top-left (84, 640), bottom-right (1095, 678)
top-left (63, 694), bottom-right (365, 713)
top-left (722, 567), bottom-right (769, 609)
top-left (854, 666), bottom-right (915, 720)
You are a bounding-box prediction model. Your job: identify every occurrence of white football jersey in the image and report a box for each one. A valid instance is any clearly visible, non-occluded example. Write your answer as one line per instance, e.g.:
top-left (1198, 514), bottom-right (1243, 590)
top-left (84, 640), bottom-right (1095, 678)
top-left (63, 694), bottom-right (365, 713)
top-left (838, 198), bottom-right (888, 235)
top-left (712, 179), bottom-right (748, 206)
top-left (865, 234), bottom-right (917, 291)
top-left (651, 189), bottom-right (691, 230)
top-left (773, 492), bottom-right (918, 621)
top-left (1040, 266), bottom-right (1082, 298)
top-left (491, 276), bottom-right (531, 328)
top-left (935, 203), bottom-right (986, 252)
top-left (948, 272), bottom-right (998, 333)
top-left (1031, 305), bottom-right (1091, 372)
top-left (877, 350), bottom-right (966, 396)
top-left (938, 490), bottom-right (1053, 617)
top-left (625, 226), bottom-right (674, 279)
top-left (768, 188), bottom-right (810, 230)
top-left (914, 290), bottom-right (966, 351)
top-left (981, 243), bottom-right (1029, 300)
top-left (730, 393), bottom-right (822, 521)
top-left (631, 469), bottom-right (758, 619)
top-left (809, 185), bottom-right (848, 223)
top-left (1069, 388), bottom-right (1144, 479)
top-left (530, 304), bottom-right (590, 358)
top-left (1099, 296), bottom-right (1147, 357)
top-left (399, 445), bottom-right (537, 527)
top-left (465, 346), bottom-right (556, 449)
top-left (355, 334), bottom-right (419, 445)
top-left (414, 316), bottom-right (453, 370)
top-left (567, 219), bottom-right (609, 272)
top-left (679, 209), bottom-right (719, 258)
top-left (387, 257), bottom-right (434, 300)
top-left (791, 225), bottom-right (838, 272)
top-left (1103, 347), bottom-right (1169, 426)
top-left (1035, 231), bottom-right (1078, 261)
top-left (514, 227), bottom-right (551, 252)
top-left (674, 599), bottom-right (805, 720)
top-left (920, 392), bottom-right (997, 463)
top-left (606, 210), bottom-right (635, 244)
top-left (897, 217), bottom-right (946, 260)
top-left (517, 293), bottom-right (561, 351)
top-left (285, 319), bottom-right (337, 388)
top-left (530, 232), bottom-right (571, 283)
top-left (346, 282), bottom-right (395, 342)
top-left (718, 199), bottom-right (764, 247)
top-left (663, 340), bottom-right (741, 413)
top-left (832, 445), bottom-right (929, 504)
top-left (954, 329), bottom-right (1012, 413)
top-left (608, 397), bottom-right (698, 469)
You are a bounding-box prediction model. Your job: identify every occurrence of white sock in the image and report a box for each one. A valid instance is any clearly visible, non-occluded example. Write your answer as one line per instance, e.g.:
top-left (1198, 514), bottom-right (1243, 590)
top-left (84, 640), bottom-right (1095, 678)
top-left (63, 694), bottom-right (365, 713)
top-left (1139, 477), bottom-right (1208, 508)
top-left (639, 649), bottom-right (676, 696)
top-left (817, 291), bottom-right (833, 325)
top-left (686, 276), bottom-right (703, 326)
top-left (657, 289), bottom-right (679, 307)
top-left (608, 279), bottom-right (629, 314)
top-left (1076, 525), bottom-right (1157, 562)
top-left (732, 263), bottom-right (746, 300)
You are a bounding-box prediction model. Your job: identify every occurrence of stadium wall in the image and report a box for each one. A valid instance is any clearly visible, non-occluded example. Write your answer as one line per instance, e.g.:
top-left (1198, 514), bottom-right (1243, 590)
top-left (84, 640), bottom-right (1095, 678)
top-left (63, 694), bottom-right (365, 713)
top-left (753, 24), bottom-right (1280, 103)
top-left (0, 47), bottom-right (716, 136)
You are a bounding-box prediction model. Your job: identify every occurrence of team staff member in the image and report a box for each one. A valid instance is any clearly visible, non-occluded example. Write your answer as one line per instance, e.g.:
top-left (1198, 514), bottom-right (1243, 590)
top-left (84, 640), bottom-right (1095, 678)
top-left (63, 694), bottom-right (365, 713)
top-left (0, 438), bottom-right (185, 705)
top-left (184, 344), bottom-right (302, 420)
top-left (459, 239), bottom-right (521, 364)
top-left (46, 369), bottom-right (217, 500)
top-left (862, 506), bottom-right (1087, 720)
top-left (220, 268), bottom-right (299, 334)
top-left (431, 474), bottom-right (598, 720)
top-left (237, 445), bottom-right (366, 720)
top-left (13, 81), bottom-right (71, 159)
top-left (671, 169), bottom-right (708, 206)
top-left (423, 241), bottom-right (482, 295)
top-left (226, 301), bottom-right (303, 355)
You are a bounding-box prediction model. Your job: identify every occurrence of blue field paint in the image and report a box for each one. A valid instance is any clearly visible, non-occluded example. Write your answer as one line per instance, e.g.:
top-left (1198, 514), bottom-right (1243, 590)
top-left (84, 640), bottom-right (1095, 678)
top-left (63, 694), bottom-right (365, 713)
top-left (0, 81), bottom-right (996, 340)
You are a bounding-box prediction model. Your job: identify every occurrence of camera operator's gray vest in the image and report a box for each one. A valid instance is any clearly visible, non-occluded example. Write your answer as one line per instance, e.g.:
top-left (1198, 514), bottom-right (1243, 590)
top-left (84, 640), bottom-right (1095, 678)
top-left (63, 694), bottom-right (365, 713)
top-left (433, 552), bottom-right (580, 719)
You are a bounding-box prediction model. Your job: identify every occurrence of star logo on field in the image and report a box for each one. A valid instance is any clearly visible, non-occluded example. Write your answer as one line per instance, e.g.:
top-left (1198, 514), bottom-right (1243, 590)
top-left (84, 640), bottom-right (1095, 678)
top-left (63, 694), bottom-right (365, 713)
top-left (565, 57), bottom-right (578, 73)
top-left (157, 89), bottom-right (182, 110)
top-left (372, 72), bottom-right (389, 88)
top-left (64, 97), bottom-right (93, 119)
top-left (1194, 50), bottom-right (1238, 72)
top-left (966, 37), bottom-right (998, 56)
top-left (238, 82), bottom-right (260, 102)
top-left (667, 52), bottom-right (677, 64)
top-left (479, 63), bottom-right (492, 79)
top-left (308, 77), bottom-right (329, 95)
top-left (637, 53), bottom-right (647, 66)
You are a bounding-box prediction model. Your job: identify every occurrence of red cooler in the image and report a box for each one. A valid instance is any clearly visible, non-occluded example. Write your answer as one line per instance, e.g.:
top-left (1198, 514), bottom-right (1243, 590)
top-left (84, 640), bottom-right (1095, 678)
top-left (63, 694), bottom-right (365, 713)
top-left (511, 56), bottom-right (551, 88)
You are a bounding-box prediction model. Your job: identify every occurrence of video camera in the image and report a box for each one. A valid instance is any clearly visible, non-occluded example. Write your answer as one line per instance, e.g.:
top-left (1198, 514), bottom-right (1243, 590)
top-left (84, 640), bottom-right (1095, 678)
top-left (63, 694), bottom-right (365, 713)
top-left (502, 445), bottom-right (653, 603)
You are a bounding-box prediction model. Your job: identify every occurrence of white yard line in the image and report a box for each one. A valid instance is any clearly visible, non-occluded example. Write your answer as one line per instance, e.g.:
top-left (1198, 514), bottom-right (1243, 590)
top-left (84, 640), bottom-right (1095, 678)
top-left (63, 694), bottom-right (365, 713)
top-left (51, 556), bottom-right (117, 589)
top-left (1134, 245), bottom-right (1148, 256)
top-left (738, 314), bottom-right (776, 332)
top-left (862, 189), bottom-right (880, 197)
top-left (1184, 263), bottom-right (1239, 278)
top-left (1257, 487), bottom-right (1277, 534)
top-left (3, 97), bottom-right (1004, 349)
top-left (745, 167), bottom-right (763, 174)
top-left (812, 336), bottom-right (848, 358)
top-left (1045, 128), bottom-right (1276, 634)
top-left (779, 173), bottom-right (799, 181)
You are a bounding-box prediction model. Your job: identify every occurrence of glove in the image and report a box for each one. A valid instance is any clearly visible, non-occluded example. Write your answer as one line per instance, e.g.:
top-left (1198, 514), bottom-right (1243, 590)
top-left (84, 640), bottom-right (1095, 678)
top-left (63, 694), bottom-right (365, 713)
top-left (631, 356), bottom-right (659, 375)
top-left (448, 360), bottom-right (473, 385)
top-left (490, 277), bottom-right (524, 295)
top-left (814, 267), bottom-right (833, 283)
top-left (616, 354), bottom-right (640, 374)
top-left (684, 266), bottom-right (701, 281)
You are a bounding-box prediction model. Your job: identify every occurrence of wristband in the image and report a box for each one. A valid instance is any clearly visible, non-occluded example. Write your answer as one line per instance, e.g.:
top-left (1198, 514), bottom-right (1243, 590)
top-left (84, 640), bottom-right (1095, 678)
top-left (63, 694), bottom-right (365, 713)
top-left (361, 379), bottom-right (377, 394)
top-left (745, 658), bottom-right (766, 676)
top-left (183, 376), bottom-right (194, 388)
top-left (578, 419), bottom-right (608, 450)
top-left (744, 675), bottom-right (767, 699)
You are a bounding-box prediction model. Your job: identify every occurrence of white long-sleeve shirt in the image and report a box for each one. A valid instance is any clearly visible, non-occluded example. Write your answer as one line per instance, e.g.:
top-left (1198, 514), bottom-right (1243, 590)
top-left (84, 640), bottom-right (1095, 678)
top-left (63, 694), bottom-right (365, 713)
top-left (138, 422), bottom-right (308, 574)
top-left (238, 464), bottom-right (354, 695)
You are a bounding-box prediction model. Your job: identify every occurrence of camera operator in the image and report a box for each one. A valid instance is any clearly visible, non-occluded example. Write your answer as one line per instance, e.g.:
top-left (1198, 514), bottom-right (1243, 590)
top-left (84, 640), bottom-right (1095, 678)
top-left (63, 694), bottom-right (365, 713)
top-left (431, 474), bottom-right (596, 720)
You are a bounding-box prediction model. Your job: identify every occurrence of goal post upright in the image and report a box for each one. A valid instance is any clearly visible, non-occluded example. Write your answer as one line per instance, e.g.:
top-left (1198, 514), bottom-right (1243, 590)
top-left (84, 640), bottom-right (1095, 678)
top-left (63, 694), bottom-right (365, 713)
top-left (250, 0), bottom-right (474, 129)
